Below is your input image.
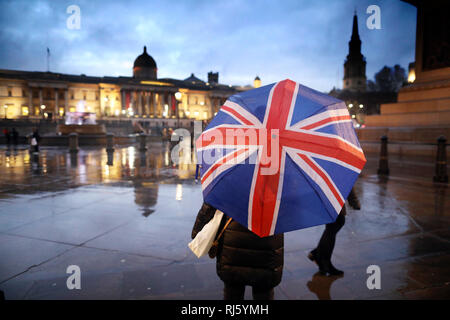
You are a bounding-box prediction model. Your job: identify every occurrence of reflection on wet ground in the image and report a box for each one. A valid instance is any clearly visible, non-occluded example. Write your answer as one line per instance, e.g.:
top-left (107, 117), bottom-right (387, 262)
top-left (0, 145), bottom-right (449, 300)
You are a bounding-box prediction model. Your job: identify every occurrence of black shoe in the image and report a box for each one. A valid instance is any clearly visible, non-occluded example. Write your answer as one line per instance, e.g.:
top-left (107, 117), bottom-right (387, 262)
top-left (308, 250), bottom-right (344, 276)
top-left (324, 261), bottom-right (344, 276)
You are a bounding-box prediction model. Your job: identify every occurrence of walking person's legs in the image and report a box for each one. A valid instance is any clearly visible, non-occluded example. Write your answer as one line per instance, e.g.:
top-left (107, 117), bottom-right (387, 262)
top-left (224, 282), bottom-right (245, 300)
top-left (252, 286), bottom-right (274, 300)
top-left (309, 213), bottom-right (345, 276)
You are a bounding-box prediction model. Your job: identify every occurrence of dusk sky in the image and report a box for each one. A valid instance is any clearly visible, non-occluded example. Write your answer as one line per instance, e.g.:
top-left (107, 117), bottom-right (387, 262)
top-left (0, 0), bottom-right (417, 92)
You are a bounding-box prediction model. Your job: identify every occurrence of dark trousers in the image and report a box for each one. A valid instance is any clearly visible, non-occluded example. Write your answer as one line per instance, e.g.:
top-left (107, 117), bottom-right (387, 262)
top-left (316, 213), bottom-right (345, 260)
top-left (224, 282), bottom-right (274, 300)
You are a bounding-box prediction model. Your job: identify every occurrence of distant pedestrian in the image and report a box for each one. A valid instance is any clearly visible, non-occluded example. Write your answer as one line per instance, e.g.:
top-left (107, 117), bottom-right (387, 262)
top-left (3, 128), bottom-right (10, 147)
top-left (31, 128), bottom-right (41, 153)
top-left (11, 128), bottom-right (19, 147)
top-left (308, 187), bottom-right (360, 276)
top-left (192, 202), bottom-right (284, 300)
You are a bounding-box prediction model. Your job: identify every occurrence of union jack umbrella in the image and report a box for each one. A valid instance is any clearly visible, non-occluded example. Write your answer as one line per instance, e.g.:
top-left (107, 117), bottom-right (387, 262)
top-left (196, 79), bottom-right (366, 237)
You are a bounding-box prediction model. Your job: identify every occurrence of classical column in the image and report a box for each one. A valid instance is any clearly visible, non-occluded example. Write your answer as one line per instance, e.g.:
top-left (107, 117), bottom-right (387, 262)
top-left (39, 89), bottom-right (43, 115)
top-left (64, 90), bottom-right (69, 114)
top-left (55, 89), bottom-right (59, 117)
top-left (162, 92), bottom-right (167, 118)
top-left (28, 88), bottom-right (32, 116)
top-left (121, 90), bottom-right (126, 114)
top-left (145, 92), bottom-right (150, 116)
top-left (138, 91), bottom-right (143, 116)
top-left (153, 92), bottom-right (158, 117)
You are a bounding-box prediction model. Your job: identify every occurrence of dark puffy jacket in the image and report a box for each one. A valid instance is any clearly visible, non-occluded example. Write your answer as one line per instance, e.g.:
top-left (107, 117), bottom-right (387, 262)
top-left (191, 203), bottom-right (284, 289)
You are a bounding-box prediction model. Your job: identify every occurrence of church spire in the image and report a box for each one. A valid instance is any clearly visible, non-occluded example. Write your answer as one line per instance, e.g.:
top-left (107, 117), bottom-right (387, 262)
top-left (351, 11), bottom-right (360, 41)
top-left (343, 11), bottom-right (366, 92)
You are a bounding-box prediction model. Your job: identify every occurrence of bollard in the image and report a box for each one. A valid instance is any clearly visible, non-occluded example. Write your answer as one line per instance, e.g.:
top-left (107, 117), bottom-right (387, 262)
top-left (139, 133), bottom-right (147, 152)
top-left (106, 133), bottom-right (115, 152)
top-left (433, 136), bottom-right (448, 183)
top-left (377, 135), bottom-right (389, 175)
top-left (69, 132), bottom-right (79, 153)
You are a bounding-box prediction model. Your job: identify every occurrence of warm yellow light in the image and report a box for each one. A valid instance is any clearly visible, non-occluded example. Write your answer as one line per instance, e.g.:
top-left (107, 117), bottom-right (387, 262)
top-left (140, 80), bottom-right (174, 86)
top-left (348, 104), bottom-right (353, 108)
top-left (59, 108), bottom-right (64, 116)
top-left (40, 104), bottom-right (46, 110)
top-left (351, 114), bottom-right (356, 119)
top-left (408, 70), bottom-right (416, 83)
top-left (174, 92), bottom-right (182, 100)
top-left (359, 104), bottom-right (363, 108)
top-left (22, 106), bottom-right (29, 115)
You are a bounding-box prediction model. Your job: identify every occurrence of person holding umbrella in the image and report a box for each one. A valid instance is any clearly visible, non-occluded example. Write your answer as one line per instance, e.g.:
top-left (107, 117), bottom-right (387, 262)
top-left (191, 202), bottom-right (283, 300)
top-left (193, 79), bottom-right (366, 298)
top-left (308, 187), bottom-right (361, 276)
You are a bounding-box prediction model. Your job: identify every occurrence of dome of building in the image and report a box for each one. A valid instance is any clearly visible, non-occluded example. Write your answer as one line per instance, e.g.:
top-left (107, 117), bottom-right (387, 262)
top-left (133, 46), bottom-right (157, 80)
top-left (184, 73), bottom-right (205, 85)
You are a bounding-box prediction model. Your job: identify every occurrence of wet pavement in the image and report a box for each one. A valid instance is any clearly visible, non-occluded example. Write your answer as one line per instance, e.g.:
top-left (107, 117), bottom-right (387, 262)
top-left (0, 143), bottom-right (449, 300)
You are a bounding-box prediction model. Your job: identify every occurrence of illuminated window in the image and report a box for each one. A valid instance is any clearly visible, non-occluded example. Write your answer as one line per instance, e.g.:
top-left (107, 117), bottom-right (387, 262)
top-left (22, 106), bottom-right (29, 116)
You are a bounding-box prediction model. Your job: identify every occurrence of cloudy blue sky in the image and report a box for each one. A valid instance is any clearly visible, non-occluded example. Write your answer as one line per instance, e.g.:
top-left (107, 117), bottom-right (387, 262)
top-left (0, 0), bottom-right (416, 91)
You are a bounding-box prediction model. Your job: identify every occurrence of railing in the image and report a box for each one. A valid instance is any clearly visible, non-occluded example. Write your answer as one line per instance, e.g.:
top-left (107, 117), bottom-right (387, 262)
top-left (376, 135), bottom-right (448, 183)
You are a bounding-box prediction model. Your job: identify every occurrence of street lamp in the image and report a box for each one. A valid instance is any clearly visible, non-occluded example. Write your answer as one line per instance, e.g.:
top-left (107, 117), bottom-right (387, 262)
top-left (40, 104), bottom-right (46, 119)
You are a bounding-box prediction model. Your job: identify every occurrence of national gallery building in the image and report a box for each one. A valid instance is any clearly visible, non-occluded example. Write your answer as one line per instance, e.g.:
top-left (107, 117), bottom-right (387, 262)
top-left (0, 46), bottom-right (257, 126)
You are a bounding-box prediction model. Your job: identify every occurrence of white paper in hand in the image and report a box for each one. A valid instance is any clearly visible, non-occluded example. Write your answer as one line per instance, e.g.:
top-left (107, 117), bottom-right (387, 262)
top-left (188, 210), bottom-right (223, 258)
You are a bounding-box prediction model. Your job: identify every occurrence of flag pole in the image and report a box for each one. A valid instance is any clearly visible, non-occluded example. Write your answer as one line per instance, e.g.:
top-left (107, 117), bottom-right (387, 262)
top-left (46, 48), bottom-right (50, 72)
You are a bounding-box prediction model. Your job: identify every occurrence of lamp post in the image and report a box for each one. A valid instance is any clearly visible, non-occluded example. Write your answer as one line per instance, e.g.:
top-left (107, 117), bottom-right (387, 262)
top-left (40, 104), bottom-right (46, 119)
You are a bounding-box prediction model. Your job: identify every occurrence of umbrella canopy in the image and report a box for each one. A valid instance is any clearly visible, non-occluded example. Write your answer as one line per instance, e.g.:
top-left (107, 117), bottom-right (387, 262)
top-left (196, 79), bottom-right (366, 237)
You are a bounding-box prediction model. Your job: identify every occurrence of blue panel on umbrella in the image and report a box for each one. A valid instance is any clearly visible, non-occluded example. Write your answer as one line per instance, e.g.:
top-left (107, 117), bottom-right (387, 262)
top-left (204, 161), bottom-right (255, 229)
top-left (315, 122), bottom-right (361, 147)
top-left (275, 154), bottom-right (337, 235)
top-left (311, 157), bottom-right (360, 202)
